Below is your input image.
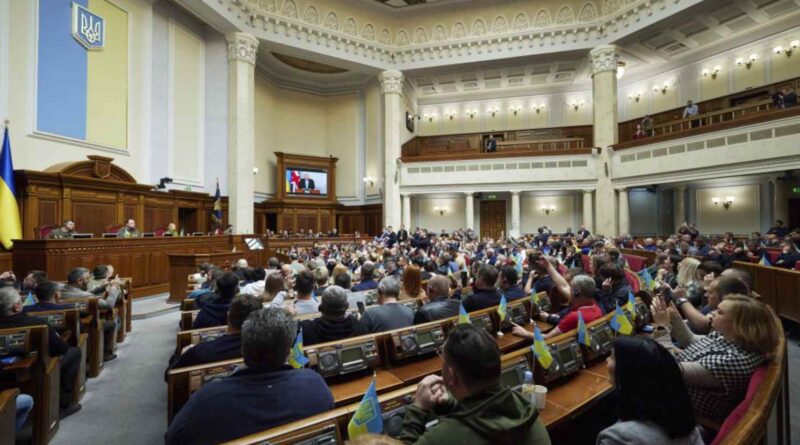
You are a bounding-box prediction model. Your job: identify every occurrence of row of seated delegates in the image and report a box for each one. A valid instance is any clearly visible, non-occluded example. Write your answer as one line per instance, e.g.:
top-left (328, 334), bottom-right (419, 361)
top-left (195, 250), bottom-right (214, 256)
top-left (272, 228), bottom-right (341, 238)
top-left (0, 285), bottom-right (83, 418)
top-left (46, 218), bottom-right (234, 239)
top-left (63, 267), bottom-right (120, 361)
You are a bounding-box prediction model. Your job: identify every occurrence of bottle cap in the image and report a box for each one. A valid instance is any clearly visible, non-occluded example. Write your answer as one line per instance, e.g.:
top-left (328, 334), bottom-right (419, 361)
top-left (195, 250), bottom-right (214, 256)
top-left (524, 370), bottom-right (533, 382)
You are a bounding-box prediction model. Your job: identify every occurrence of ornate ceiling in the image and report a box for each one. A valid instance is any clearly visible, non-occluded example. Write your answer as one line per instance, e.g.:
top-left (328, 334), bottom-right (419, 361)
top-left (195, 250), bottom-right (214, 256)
top-left (369, 0), bottom-right (453, 8)
top-left (180, 0), bottom-right (800, 98)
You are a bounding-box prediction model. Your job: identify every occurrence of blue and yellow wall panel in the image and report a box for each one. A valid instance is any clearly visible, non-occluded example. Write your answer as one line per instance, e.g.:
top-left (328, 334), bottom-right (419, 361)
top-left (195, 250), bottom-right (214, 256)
top-left (37, 0), bottom-right (128, 149)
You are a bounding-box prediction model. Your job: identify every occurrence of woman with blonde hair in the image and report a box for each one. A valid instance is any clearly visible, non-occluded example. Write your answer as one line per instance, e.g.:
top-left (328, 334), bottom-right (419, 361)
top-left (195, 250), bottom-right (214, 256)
top-left (652, 294), bottom-right (781, 423)
top-left (675, 257), bottom-right (702, 306)
top-left (331, 263), bottom-right (350, 283)
top-left (399, 265), bottom-right (426, 301)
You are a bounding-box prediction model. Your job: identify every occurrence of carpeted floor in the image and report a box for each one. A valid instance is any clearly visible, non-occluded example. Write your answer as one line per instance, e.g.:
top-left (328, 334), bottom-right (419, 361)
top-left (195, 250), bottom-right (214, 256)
top-left (52, 298), bottom-right (800, 444)
top-left (54, 297), bottom-right (178, 445)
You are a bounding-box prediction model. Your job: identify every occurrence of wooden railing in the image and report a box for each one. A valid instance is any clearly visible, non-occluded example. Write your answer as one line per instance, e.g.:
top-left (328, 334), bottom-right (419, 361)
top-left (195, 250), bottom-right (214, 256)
top-left (401, 137), bottom-right (592, 162)
top-left (613, 104), bottom-right (800, 150)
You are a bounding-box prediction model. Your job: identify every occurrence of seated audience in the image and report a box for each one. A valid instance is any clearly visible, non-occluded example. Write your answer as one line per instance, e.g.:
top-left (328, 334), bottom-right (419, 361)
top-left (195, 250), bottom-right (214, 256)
top-left (774, 240), bottom-right (800, 269)
top-left (116, 218), bottom-right (140, 238)
top-left (193, 272), bottom-right (239, 329)
top-left (87, 264), bottom-right (116, 295)
top-left (595, 263), bottom-right (631, 314)
top-left (299, 286), bottom-right (366, 346)
top-left (499, 266), bottom-right (525, 300)
top-left (399, 264), bottom-right (425, 301)
top-left (166, 307), bottom-right (334, 445)
top-left (46, 219), bottom-right (76, 239)
top-left (398, 324), bottom-right (551, 444)
top-left (415, 275), bottom-right (459, 324)
top-left (168, 294), bottom-right (262, 372)
top-left (352, 262), bottom-right (378, 292)
top-left (652, 294), bottom-right (780, 423)
top-left (462, 265), bottom-right (501, 312)
top-left (675, 258), bottom-right (703, 306)
top-left (361, 277), bottom-right (414, 332)
top-left (0, 287), bottom-right (82, 418)
top-left (20, 270), bottom-right (47, 295)
top-left (261, 272), bottom-right (288, 308)
top-left (513, 258), bottom-right (602, 340)
top-left (240, 267), bottom-right (267, 297)
top-left (598, 336), bottom-right (702, 445)
top-left (291, 270), bottom-right (319, 316)
top-left (674, 275), bottom-right (749, 334)
top-left (61, 267), bottom-right (120, 360)
top-left (23, 281), bottom-right (73, 312)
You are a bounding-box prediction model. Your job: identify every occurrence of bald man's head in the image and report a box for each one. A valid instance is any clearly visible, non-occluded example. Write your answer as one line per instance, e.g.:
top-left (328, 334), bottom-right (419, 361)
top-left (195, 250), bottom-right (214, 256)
top-left (427, 275), bottom-right (450, 299)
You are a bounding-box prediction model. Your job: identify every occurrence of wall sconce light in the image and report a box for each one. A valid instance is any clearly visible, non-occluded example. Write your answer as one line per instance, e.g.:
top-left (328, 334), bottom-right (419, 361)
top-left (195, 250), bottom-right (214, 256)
top-left (711, 196), bottom-right (734, 210)
top-left (362, 176), bottom-right (374, 187)
top-left (702, 65), bottom-right (721, 79)
top-left (616, 61), bottom-right (626, 79)
top-left (540, 204), bottom-right (556, 215)
top-left (423, 113), bottom-right (436, 122)
top-left (568, 100), bottom-right (585, 111)
top-left (444, 111), bottom-right (457, 120)
top-left (627, 93), bottom-right (642, 103)
top-left (433, 206), bottom-right (448, 216)
top-left (774, 40), bottom-right (799, 57)
top-left (653, 82), bottom-right (669, 94)
top-left (735, 54), bottom-right (758, 69)
top-left (509, 105), bottom-right (522, 116)
top-left (531, 104), bottom-right (546, 114)
top-left (466, 109), bottom-right (477, 119)
top-left (253, 167), bottom-right (259, 175)
top-left (488, 107), bottom-right (500, 117)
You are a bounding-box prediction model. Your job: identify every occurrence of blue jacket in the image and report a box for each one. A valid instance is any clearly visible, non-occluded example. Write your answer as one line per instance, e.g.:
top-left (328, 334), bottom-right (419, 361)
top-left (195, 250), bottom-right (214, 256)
top-left (192, 296), bottom-right (231, 329)
top-left (23, 302), bottom-right (75, 313)
top-left (166, 365), bottom-right (334, 445)
top-left (502, 285), bottom-right (526, 301)
top-left (352, 279), bottom-right (378, 292)
top-left (462, 288), bottom-right (501, 312)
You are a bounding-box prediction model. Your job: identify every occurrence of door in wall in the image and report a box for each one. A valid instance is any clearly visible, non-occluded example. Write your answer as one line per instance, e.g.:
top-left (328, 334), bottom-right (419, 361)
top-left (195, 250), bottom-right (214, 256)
top-left (789, 198), bottom-right (800, 230)
top-left (480, 200), bottom-right (506, 240)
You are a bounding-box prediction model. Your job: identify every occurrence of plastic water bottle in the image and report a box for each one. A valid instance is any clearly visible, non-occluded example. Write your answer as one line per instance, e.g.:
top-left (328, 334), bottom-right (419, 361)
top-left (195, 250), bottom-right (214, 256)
top-left (521, 370), bottom-right (536, 404)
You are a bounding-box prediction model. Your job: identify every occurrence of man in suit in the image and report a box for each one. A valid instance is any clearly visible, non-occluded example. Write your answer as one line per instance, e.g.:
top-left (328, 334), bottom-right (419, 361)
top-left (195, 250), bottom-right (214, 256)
top-left (0, 287), bottom-right (83, 418)
top-left (298, 173), bottom-right (315, 192)
top-left (415, 275), bottom-right (459, 324)
top-left (361, 277), bottom-right (414, 332)
top-left (23, 281), bottom-right (73, 313)
top-left (167, 294), bottom-right (262, 373)
top-left (166, 307), bottom-right (334, 445)
top-left (397, 225), bottom-right (409, 244)
top-left (462, 265), bottom-right (501, 312)
top-left (116, 218), bottom-right (140, 238)
top-left (299, 286), bottom-right (367, 346)
top-left (577, 224), bottom-right (591, 241)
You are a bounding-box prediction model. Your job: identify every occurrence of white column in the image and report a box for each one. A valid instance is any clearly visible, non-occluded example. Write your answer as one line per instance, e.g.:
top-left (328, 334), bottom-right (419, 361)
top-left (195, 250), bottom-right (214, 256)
top-left (582, 189), bottom-right (594, 233)
top-left (225, 32), bottom-right (259, 234)
top-left (590, 45), bottom-right (620, 236)
top-left (674, 185), bottom-right (687, 232)
top-left (511, 191), bottom-right (521, 236)
top-left (465, 192), bottom-right (475, 231)
top-left (618, 187), bottom-right (630, 236)
top-left (379, 70), bottom-right (404, 228)
top-left (401, 194), bottom-right (411, 230)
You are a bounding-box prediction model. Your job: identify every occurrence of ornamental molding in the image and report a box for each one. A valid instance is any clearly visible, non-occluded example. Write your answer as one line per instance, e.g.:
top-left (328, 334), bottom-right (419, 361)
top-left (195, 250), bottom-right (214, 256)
top-left (590, 44), bottom-right (619, 75)
top-left (213, 0), bottom-right (692, 70)
top-left (378, 70), bottom-right (404, 95)
top-left (226, 32), bottom-right (259, 65)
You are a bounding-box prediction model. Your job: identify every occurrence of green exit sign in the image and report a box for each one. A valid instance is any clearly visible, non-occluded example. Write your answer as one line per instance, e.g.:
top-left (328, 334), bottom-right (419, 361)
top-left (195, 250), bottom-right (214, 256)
top-left (486, 194), bottom-right (497, 200)
top-left (793, 187), bottom-right (800, 193)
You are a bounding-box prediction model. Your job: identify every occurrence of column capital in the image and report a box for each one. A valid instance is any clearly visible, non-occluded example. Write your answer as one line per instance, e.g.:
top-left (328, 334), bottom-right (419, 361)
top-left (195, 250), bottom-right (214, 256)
top-left (464, 192), bottom-right (474, 197)
top-left (378, 70), bottom-right (404, 95)
top-left (589, 44), bottom-right (620, 75)
top-left (226, 32), bottom-right (259, 66)
top-left (675, 185), bottom-right (687, 192)
top-left (511, 190), bottom-right (521, 196)
top-left (615, 187), bottom-right (628, 192)
top-left (582, 189), bottom-right (594, 194)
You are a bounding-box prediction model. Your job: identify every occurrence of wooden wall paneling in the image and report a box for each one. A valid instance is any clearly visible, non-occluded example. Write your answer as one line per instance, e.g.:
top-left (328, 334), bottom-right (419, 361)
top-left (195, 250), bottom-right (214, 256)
top-left (144, 206), bottom-right (173, 231)
top-left (320, 214), bottom-right (330, 232)
top-left (775, 270), bottom-right (800, 323)
top-left (122, 205), bottom-right (137, 225)
top-left (753, 266), bottom-right (777, 312)
top-left (72, 202), bottom-right (115, 237)
top-left (0, 253), bottom-right (11, 272)
top-left (38, 200), bottom-right (59, 232)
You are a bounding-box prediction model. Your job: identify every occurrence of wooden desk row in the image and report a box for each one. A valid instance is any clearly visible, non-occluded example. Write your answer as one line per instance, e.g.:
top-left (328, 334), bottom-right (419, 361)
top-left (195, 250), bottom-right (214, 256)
top-left (11, 235), bottom-right (374, 299)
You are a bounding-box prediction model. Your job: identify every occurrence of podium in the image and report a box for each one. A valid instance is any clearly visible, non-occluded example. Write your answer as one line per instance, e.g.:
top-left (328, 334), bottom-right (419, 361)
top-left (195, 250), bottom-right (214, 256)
top-left (167, 252), bottom-right (242, 302)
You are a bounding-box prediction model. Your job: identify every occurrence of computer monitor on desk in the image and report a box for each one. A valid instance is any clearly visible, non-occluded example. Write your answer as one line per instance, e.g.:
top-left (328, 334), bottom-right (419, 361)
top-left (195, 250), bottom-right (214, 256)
top-left (535, 337), bottom-right (584, 385)
top-left (72, 233), bottom-right (93, 239)
top-left (385, 321), bottom-right (447, 363)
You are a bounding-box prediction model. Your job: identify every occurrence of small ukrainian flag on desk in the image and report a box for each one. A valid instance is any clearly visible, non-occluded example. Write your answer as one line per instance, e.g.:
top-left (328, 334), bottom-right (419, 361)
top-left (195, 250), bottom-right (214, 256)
top-left (288, 330), bottom-right (309, 369)
top-left (611, 302), bottom-right (633, 335)
top-left (458, 302), bottom-right (470, 325)
top-left (532, 325), bottom-right (553, 369)
top-left (759, 255), bottom-right (771, 267)
top-left (0, 123), bottom-right (21, 250)
top-left (347, 376), bottom-right (383, 439)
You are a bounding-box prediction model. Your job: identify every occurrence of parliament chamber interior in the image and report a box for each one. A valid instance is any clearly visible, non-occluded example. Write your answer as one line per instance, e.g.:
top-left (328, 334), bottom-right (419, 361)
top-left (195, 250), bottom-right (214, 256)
top-left (1, 0), bottom-right (800, 444)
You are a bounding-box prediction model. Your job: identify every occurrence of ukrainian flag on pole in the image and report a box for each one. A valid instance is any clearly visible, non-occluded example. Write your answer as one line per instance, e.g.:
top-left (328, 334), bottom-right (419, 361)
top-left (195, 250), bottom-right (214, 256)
top-left (577, 311), bottom-right (590, 347)
top-left (532, 325), bottom-right (553, 369)
top-left (610, 302), bottom-right (633, 335)
top-left (0, 123), bottom-right (21, 250)
top-left (497, 294), bottom-right (508, 322)
top-left (347, 377), bottom-right (383, 439)
top-left (626, 291), bottom-right (636, 321)
top-left (458, 302), bottom-right (470, 325)
top-left (288, 330), bottom-right (309, 369)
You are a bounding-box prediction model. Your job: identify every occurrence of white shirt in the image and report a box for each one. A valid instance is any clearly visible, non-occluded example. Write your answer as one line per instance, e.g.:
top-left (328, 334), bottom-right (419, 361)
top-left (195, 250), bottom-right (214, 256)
top-left (293, 298), bottom-right (320, 316)
top-left (683, 104), bottom-right (699, 118)
top-left (240, 280), bottom-right (265, 297)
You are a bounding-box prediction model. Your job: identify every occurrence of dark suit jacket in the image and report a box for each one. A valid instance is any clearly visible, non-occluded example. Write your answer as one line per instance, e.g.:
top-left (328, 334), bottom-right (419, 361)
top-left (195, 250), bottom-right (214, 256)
top-left (397, 229), bottom-right (409, 242)
top-left (462, 288), bottom-right (501, 312)
top-left (414, 298), bottom-right (460, 324)
top-left (0, 312), bottom-right (68, 357)
top-left (170, 334), bottom-right (242, 370)
top-left (299, 179), bottom-right (315, 190)
top-left (166, 365), bottom-right (334, 445)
